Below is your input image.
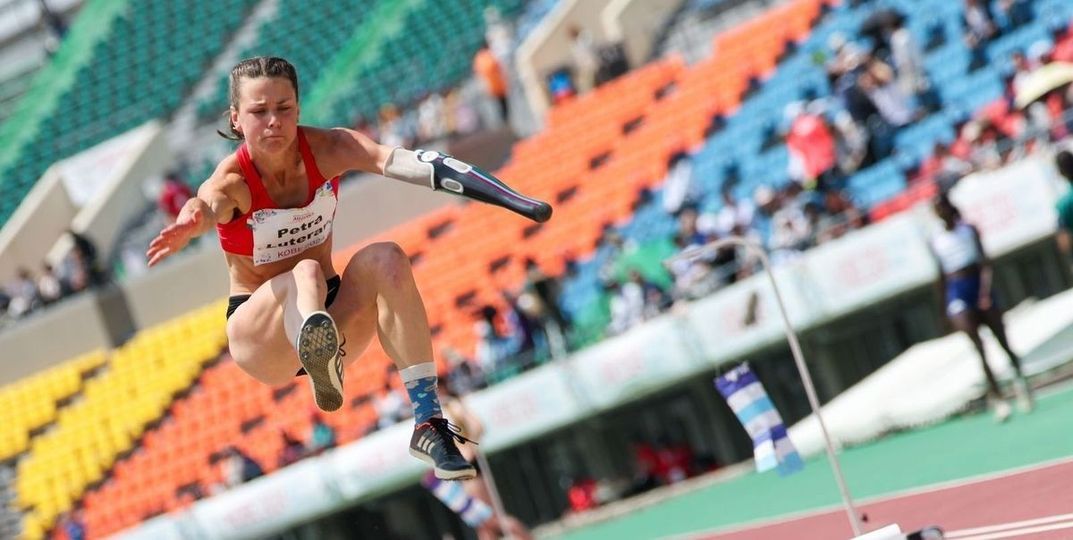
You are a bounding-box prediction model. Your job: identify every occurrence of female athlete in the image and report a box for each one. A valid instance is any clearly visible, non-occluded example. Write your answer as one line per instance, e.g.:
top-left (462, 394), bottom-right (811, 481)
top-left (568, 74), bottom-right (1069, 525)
top-left (931, 193), bottom-right (1031, 422)
top-left (147, 57), bottom-right (551, 479)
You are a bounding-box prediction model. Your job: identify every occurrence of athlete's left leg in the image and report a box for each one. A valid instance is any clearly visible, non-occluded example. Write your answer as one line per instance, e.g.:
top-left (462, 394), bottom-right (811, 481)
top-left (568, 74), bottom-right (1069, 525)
top-left (330, 241), bottom-right (475, 480)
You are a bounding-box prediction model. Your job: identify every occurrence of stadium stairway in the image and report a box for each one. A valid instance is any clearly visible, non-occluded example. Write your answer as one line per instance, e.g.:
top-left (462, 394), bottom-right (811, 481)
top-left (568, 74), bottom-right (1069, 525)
top-left (1, 464), bottom-right (19, 539)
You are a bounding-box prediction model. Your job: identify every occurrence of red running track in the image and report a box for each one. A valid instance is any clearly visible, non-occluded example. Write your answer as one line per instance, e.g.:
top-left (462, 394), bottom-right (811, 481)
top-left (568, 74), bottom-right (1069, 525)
top-left (690, 458), bottom-right (1073, 540)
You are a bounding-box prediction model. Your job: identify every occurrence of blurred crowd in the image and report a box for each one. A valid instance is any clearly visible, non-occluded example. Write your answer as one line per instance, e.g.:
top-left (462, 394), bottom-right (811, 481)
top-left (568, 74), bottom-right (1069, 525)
top-left (0, 230), bottom-right (107, 328)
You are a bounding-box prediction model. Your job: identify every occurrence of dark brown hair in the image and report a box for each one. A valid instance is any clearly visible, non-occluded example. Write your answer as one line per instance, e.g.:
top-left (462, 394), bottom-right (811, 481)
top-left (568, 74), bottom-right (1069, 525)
top-left (218, 56), bottom-right (300, 140)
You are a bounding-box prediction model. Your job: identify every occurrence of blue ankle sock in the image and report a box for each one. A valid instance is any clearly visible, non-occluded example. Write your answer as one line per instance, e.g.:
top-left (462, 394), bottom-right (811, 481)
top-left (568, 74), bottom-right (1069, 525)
top-left (400, 363), bottom-right (442, 424)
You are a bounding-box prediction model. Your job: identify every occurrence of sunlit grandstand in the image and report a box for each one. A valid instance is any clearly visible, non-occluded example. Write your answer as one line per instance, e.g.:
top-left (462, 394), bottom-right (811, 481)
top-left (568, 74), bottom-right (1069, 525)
top-left (3, 0), bottom-right (1073, 539)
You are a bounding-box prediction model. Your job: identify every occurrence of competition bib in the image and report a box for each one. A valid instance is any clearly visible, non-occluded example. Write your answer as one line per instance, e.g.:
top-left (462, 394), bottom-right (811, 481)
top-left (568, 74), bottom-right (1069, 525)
top-left (249, 181), bottom-right (337, 265)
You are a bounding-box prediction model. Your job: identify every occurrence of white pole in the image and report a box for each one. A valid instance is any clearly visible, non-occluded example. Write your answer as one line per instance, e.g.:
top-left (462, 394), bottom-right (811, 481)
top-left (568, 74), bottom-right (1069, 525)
top-left (678, 236), bottom-right (864, 536)
top-left (474, 449), bottom-right (514, 540)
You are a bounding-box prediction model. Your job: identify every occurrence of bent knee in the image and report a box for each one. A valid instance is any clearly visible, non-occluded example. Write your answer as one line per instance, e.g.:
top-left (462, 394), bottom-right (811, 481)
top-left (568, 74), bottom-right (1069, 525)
top-left (292, 258), bottom-right (325, 282)
top-left (350, 242), bottom-right (411, 282)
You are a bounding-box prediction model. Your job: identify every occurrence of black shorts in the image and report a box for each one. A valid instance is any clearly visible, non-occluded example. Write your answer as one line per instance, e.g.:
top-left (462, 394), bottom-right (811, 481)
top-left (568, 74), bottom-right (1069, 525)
top-left (226, 275), bottom-right (342, 378)
top-left (225, 275), bottom-right (342, 319)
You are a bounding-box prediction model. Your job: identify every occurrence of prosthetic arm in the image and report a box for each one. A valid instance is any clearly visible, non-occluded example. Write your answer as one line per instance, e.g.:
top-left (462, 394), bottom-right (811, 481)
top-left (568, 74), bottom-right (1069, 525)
top-left (384, 148), bottom-right (552, 223)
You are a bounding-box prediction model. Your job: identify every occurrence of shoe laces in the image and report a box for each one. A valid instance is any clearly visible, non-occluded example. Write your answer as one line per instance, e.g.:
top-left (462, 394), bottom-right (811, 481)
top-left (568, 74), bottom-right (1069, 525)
top-left (426, 417), bottom-right (477, 448)
top-left (337, 333), bottom-right (347, 358)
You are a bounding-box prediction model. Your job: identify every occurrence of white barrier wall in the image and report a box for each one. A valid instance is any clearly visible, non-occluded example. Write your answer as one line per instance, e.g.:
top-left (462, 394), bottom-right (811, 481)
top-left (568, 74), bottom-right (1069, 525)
top-left (115, 156), bottom-right (1065, 539)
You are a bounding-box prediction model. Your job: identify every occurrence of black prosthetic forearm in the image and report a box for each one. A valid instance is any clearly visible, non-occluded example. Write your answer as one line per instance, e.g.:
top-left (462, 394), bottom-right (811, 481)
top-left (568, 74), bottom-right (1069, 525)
top-left (385, 148), bottom-right (552, 223)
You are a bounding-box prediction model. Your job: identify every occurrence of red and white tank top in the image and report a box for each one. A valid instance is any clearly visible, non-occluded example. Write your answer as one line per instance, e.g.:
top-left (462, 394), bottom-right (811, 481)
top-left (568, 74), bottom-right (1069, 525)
top-left (217, 127), bottom-right (340, 265)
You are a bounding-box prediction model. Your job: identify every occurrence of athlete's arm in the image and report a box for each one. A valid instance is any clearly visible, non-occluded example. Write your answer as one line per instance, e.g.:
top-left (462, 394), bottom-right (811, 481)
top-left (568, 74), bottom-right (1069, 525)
top-left (320, 127), bottom-right (552, 223)
top-left (146, 167), bottom-right (248, 267)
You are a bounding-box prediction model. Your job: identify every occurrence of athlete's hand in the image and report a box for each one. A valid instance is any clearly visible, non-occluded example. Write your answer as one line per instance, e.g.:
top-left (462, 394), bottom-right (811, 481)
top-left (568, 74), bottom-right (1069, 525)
top-left (146, 205), bottom-right (203, 267)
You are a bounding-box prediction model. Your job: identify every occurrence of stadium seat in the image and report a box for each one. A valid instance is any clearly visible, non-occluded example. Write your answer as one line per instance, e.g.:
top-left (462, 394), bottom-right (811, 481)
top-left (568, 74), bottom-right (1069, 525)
top-left (15, 301), bottom-right (226, 534)
top-left (0, 0), bottom-right (259, 229)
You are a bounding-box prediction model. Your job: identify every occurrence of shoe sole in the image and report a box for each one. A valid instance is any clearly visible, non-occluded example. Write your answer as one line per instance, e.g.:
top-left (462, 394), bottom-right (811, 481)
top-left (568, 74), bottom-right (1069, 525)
top-left (297, 312), bottom-right (343, 412)
top-left (409, 448), bottom-right (477, 481)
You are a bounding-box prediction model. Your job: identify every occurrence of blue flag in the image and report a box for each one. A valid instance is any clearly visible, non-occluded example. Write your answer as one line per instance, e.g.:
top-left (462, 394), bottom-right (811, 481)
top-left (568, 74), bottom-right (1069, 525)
top-left (715, 363), bottom-right (804, 476)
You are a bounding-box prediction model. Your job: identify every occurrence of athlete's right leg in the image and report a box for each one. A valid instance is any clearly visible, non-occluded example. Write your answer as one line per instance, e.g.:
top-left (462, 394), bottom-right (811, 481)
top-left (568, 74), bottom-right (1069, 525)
top-left (227, 259), bottom-right (343, 410)
top-left (950, 310), bottom-right (1009, 421)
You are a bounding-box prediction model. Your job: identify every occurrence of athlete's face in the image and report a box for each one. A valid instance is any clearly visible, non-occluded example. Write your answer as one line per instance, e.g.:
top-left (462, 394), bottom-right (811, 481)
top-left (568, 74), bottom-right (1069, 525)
top-left (231, 76), bottom-right (299, 153)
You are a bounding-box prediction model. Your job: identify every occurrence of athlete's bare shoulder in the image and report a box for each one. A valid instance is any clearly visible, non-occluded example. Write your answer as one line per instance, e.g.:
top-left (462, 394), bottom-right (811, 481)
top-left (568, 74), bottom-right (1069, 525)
top-left (299, 124), bottom-right (387, 178)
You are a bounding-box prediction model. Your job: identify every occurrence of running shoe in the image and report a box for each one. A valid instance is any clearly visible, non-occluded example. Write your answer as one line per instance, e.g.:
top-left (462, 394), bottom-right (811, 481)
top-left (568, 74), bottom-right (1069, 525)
top-left (296, 311), bottom-right (344, 412)
top-left (409, 417), bottom-right (477, 480)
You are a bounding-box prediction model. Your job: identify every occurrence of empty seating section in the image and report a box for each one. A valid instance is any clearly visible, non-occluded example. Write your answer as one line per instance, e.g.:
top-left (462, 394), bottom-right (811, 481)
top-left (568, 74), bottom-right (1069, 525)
top-left (196, 0), bottom-right (378, 121)
top-left (80, 347), bottom-right (389, 537)
top-left (14, 301), bottom-right (227, 539)
top-left (0, 352), bottom-right (104, 462)
top-left (320, 0), bottom-right (526, 126)
top-left (0, 0), bottom-right (256, 229)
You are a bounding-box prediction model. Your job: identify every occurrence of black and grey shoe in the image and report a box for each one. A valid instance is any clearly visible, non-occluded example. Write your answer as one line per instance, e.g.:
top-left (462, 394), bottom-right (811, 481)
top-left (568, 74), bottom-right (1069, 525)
top-left (296, 311), bottom-right (344, 412)
top-left (409, 417), bottom-right (477, 480)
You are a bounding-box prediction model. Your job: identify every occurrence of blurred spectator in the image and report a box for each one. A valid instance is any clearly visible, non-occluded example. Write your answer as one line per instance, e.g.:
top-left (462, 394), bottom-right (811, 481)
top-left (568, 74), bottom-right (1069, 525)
top-left (1009, 50), bottom-right (1040, 97)
top-left (607, 270), bottom-right (669, 335)
top-left (158, 173), bottom-right (194, 224)
top-left (629, 437), bottom-right (660, 495)
top-left (443, 347), bottom-right (485, 395)
top-left (213, 446), bottom-right (263, 490)
top-left (859, 59), bottom-right (917, 128)
top-left (712, 188), bottom-right (756, 237)
top-left (309, 413), bottom-right (337, 453)
top-left (7, 268), bottom-right (41, 318)
top-left (662, 151), bottom-right (698, 215)
top-left (37, 262), bottom-right (67, 306)
top-left (445, 88), bottom-right (481, 137)
top-left (66, 229), bottom-right (106, 288)
top-left (377, 104), bottom-right (409, 148)
top-left (594, 42), bottom-right (631, 86)
top-left (751, 186), bottom-right (779, 242)
top-left (820, 190), bottom-right (866, 239)
top-left (1055, 150), bottom-right (1073, 256)
top-left (654, 436), bottom-right (694, 485)
top-left (785, 101), bottom-right (838, 190)
top-left (547, 66), bottom-right (577, 104)
top-left (917, 142), bottom-right (973, 189)
top-left (56, 508), bottom-right (85, 540)
top-left (605, 280), bottom-right (640, 335)
top-left (473, 40), bottom-right (510, 125)
top-left (568, 25), bottom-right (600, 94)
top-left (886, 14), bottom-right (929, 99)
top-left (769, 184), bottom-right (810, 261)
top-left (565, 476), bottom-right (600, 513)
top-left (37, 0), bottom-right (66, 56)
top-left (483, 6), bottom-right (515, 63)
top-left (961, 120), bottom-right (1005, 171)
top-left (963, 0), bottom-right (997, 70)
top-left (474, 304), bottom-right (523, 374)
top-left (417, 92), bottom-right (447, 143)
top-left (523, 257), bottom-right (570, 336)
top-left (832, 109), bottom-right (870, 174)
top-left (501, 290), bottom-right (537, 365)
top-left (666, 207), bottom-right (726, 301)
top-left (278, 430), bottom-right (307, 468)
